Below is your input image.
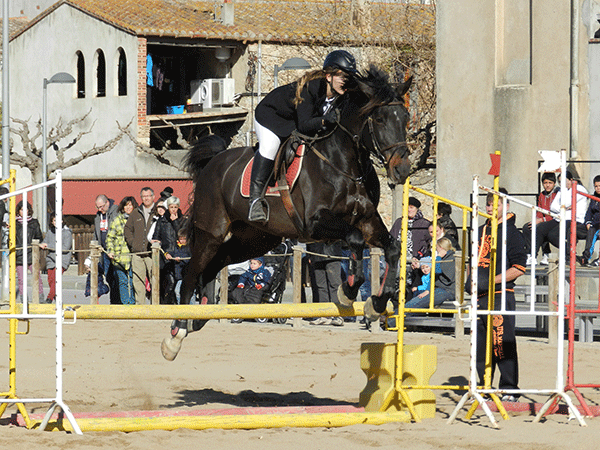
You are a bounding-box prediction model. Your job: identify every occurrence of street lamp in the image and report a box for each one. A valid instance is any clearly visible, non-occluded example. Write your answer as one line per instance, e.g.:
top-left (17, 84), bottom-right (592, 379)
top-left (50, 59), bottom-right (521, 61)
top-left (42, 72), bottom-right (75, 231)
top-left (273, 57), bottom-right (311, 88)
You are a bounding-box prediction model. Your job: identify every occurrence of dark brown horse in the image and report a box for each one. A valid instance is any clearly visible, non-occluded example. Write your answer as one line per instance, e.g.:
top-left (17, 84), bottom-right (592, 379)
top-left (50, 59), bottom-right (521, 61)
top-left (162, 66), bottom-right (412, 360)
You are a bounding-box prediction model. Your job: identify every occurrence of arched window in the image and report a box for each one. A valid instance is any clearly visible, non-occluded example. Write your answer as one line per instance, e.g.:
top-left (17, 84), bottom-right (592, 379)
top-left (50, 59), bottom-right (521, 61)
top-left (117, 48), bottom-right (127, 96)
top-left (95, 49), bottom-right (106, 97)
top-left (76, 51), bottom-right (85, 98)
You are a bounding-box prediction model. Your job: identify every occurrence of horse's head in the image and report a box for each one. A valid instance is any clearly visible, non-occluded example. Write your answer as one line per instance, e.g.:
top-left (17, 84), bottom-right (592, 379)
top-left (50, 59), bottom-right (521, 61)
top-left (355, 67), bottom-right (412, 185)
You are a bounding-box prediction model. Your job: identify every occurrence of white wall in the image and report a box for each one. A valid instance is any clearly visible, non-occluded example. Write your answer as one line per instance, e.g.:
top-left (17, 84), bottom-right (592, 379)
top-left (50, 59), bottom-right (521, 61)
top-left (2, 1), bottom-right (56, 19)
top-left (8, 4), bottom-right (184, 190)
top-left (436, 0), bottom-right (590, 225)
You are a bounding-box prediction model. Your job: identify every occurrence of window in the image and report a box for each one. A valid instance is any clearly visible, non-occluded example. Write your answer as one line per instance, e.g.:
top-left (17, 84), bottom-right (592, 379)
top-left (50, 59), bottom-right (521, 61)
top-left (95, 49), bottom-right (106, 97)
top-left (117, 48), bottom-right (127, 96)
top-left (76, 51), bottom-right (85, 98)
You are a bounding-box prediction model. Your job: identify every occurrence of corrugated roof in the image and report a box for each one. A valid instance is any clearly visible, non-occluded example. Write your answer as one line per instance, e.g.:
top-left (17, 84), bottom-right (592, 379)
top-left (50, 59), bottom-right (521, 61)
top-left (13, 0), bottom-right (434, 45)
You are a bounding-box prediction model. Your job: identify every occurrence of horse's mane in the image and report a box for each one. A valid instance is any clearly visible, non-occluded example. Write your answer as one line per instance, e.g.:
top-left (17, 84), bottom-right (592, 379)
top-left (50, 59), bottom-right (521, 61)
top-left (183, 134), bottom-right (228, 179)
top-left (354, 65), bottom-right (397, 118)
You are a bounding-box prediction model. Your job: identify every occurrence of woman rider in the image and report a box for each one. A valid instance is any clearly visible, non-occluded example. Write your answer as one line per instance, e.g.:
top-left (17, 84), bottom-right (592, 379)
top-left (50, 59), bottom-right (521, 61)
top-left (248, 50), bottom-right (358, 223)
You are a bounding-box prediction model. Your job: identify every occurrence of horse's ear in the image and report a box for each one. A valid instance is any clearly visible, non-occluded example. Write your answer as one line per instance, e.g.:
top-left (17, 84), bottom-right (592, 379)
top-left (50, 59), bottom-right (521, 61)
top-left (396, 76), bottom-right (413, 97)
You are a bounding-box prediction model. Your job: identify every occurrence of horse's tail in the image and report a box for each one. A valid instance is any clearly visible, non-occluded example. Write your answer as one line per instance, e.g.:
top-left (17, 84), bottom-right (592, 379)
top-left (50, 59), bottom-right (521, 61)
top-left (183, 134), bottom-right (228, 180)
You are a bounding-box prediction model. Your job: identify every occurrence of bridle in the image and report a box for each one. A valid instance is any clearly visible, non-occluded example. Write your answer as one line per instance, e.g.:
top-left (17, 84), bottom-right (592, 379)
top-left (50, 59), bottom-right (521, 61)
top-left (361, 101), bottom-right (409, 166)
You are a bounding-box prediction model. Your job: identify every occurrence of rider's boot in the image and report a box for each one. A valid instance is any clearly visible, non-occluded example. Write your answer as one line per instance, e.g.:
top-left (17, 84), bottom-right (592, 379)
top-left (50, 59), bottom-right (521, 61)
top-left (248, 152), bottom-right (275, 223)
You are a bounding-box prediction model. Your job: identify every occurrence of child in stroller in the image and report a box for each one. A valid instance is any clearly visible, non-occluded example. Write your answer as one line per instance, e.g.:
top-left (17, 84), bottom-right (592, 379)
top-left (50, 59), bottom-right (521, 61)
top-left (228, 240), bottom-right (293, 324)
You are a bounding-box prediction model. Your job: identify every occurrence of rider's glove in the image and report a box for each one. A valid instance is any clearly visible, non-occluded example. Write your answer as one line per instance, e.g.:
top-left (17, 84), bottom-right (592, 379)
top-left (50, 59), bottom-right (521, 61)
top-left (322, 108), bottom-right (339, 127)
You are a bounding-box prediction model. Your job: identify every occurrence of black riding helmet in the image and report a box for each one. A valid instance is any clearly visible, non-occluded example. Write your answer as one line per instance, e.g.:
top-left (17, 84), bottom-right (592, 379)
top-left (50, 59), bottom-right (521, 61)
top-left (323, 50), bottom-right (357, 75)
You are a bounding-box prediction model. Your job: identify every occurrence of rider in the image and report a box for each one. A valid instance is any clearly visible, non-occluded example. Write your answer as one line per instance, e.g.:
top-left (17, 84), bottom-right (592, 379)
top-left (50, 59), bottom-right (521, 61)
top-left (248, 50), bottom-right (358, 223)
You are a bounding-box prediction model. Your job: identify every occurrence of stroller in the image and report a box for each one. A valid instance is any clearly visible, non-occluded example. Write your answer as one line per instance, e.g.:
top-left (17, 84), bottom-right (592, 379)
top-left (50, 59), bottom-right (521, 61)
top-left (226, 240), bottom-right (293, 324)
top-left (257, 239), bottom-right (294, 324)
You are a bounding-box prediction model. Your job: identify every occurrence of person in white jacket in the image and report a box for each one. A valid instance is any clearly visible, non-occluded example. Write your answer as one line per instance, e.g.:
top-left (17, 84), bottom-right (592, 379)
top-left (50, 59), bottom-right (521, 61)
top-left (546, 171), bottom-right (588, 263)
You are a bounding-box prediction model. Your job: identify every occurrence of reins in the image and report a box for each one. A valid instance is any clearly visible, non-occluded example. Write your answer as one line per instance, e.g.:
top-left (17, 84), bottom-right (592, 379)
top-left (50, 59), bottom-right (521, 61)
top-left (276, 100), bottom-right (406, 235)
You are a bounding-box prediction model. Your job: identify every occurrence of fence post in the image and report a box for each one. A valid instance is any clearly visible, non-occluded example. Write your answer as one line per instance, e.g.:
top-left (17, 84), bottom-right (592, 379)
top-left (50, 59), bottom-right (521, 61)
top-left (32, 239), bottom-right (40, 304)
top-left (89, 240), bottom-right (100, 305)
top-left (292, 245), bottom-right (303, 328)
top-left (219, 267), bottom-right (229, 306)
top-left (548, 258), bottom-right (559, 343)
top-left (151, 242), bottom-right (161, 305)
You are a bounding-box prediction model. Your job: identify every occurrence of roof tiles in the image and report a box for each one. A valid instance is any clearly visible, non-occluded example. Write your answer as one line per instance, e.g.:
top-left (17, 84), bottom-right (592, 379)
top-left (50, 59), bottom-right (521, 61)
top-left (16, 0), bottom-right (433, 45)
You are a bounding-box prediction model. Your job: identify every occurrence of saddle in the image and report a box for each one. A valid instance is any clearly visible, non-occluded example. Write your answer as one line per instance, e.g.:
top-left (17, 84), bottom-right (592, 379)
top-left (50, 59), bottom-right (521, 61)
top-left (240, 140), bottom-right (305, 198)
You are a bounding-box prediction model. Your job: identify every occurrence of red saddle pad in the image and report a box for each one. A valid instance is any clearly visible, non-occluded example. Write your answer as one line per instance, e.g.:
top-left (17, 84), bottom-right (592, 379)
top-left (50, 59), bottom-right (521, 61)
top-left (240, 144), bottom-right (305, 198)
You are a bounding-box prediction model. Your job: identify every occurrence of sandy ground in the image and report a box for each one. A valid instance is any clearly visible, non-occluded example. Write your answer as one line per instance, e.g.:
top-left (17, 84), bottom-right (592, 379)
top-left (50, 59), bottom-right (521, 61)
top-left (0, 318), bottom-right (599, 449)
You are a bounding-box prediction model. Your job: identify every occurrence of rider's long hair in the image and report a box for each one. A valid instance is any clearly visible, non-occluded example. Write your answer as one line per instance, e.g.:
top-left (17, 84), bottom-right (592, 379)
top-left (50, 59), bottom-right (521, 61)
top-left (292, 68), bottom-right (337, 107)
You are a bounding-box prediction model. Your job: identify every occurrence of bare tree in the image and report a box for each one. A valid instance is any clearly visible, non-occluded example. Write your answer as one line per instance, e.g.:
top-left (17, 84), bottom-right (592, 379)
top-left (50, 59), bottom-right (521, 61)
top-left (10, 110), bottom-right (130, 183)
top-left (9, 111), bottom-right (130, 217)
top-left (117, 117), bottom-right (191, 170)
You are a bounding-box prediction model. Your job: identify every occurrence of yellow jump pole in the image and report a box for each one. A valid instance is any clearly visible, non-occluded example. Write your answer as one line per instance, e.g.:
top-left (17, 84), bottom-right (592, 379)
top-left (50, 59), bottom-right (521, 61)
top-left (12, 301), bottom-right (384, 321)
top-left (34, 411), bottom-right (412, 433)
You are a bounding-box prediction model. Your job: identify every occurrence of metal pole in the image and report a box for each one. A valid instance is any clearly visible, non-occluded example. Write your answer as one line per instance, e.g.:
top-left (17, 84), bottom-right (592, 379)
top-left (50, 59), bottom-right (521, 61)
top-left (2, 0), bottom-right (10, 180)
top-left (42, 78), bottom-right (48, 232)
top-left (2, 0), bottom-right (11, 303)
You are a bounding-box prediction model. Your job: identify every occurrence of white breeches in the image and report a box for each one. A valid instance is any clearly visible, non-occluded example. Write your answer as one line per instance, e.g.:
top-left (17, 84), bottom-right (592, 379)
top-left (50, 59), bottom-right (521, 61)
top-left (254, 118), bottom-right (281, 161)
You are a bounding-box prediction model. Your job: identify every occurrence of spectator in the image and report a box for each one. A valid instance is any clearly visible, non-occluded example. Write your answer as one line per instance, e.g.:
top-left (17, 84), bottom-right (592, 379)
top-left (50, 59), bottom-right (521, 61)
top-left (522, 172), bottom-right (559, 266)
top-left (14, 200), bottom-right (43, 301)
top-left (437, 202), bottom-right (461, 251)
top-left (391, 197), bottom-right (431, 296)
top-left (405, 237), bottom-right (455, 309)
top-left (39, 213), bottom-right (72, 303)
top-left (230, 257), bottom-right (271, 306)
top-left (106, 196), bottom-right (138, 305)
top-left (124, 187), bottom-right (156, 305)
top-left (94, 194), bottom-right (120, 304)
top-left (475, 188), bottom-right (526, 402)
top-left (409, 255), bottom-right (434, 300)
top-left (165, 196), bottom-right (185, 235)
top-left (160, 186), bottom-right (174, 200)
top-left (579, 175), bottom-right (600, 266)
top-left (390, 196), bottom-right (431, 259)
top-left (308, 241), bottom-right (344, 327)
top-left (171, 228), bottom-right (193, 304)
top-left (546, 171), bottom-right (588, 264)
top-left (152, 198), bottom-right (178, 304)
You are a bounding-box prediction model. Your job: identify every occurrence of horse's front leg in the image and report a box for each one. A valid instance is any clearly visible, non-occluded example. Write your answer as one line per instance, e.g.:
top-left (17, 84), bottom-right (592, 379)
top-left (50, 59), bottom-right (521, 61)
top-left (362, 223), bottom-right (401, 321)
top-left (337, 227), bottom-right (367, 306)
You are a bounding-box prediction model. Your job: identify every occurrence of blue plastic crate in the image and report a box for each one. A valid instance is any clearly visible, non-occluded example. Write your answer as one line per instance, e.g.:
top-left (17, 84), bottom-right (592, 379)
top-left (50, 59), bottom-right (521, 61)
top-left (166, 105), bottom-right (184, 114)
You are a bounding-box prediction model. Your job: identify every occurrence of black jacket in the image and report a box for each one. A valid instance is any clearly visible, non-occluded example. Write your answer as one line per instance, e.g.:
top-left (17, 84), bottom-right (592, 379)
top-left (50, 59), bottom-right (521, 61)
top-left (15, 217), bottom-right (43, 266)
top-left (255, 77), bottom-right (332, 138)
top-left (584, 192), bottom-right (600, 227)
top-left (476, 212), bottom-right (527, 293)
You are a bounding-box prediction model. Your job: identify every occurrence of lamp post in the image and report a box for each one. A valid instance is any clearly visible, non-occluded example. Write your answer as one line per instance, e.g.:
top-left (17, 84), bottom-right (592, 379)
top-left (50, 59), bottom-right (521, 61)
top-left (273, 57), bottom-right (311, 88)
top-left (42, 72), bottom-right (75, 231)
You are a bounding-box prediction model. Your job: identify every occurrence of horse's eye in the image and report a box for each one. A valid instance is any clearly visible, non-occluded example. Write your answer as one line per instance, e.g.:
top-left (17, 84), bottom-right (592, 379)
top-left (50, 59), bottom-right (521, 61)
top-left (374, 116), bottom-right (385, 124)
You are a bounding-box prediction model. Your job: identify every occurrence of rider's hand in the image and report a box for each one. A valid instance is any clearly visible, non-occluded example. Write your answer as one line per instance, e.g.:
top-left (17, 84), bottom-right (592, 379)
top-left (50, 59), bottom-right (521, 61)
top-left (322, 108), bottom-right (339, 126)
top-left (256, 284), bottom-right (263, 290)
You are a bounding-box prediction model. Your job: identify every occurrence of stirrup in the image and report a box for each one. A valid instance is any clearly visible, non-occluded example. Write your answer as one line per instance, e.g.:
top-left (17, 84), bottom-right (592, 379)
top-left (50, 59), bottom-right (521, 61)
top-left (248, 197), bottom-right (270, 223)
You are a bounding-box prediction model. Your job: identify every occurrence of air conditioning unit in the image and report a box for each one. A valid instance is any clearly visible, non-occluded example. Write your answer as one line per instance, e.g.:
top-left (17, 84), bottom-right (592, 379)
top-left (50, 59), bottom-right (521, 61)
top-left (190, 78), bottom-right (235, 109)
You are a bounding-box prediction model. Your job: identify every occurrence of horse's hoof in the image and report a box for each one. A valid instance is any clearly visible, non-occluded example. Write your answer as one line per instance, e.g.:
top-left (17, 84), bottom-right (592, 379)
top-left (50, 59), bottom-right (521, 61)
top-left (161, 327), bottom-right (187, 361)
top-left (337, 284), bottom-right (355, 307)
top-left (363, 297), bottom-right (381, 322)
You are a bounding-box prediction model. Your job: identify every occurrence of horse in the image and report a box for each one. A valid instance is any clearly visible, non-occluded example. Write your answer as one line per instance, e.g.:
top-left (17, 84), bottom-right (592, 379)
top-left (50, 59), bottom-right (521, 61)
top-left (161, 66), bottom-right (413, 361)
